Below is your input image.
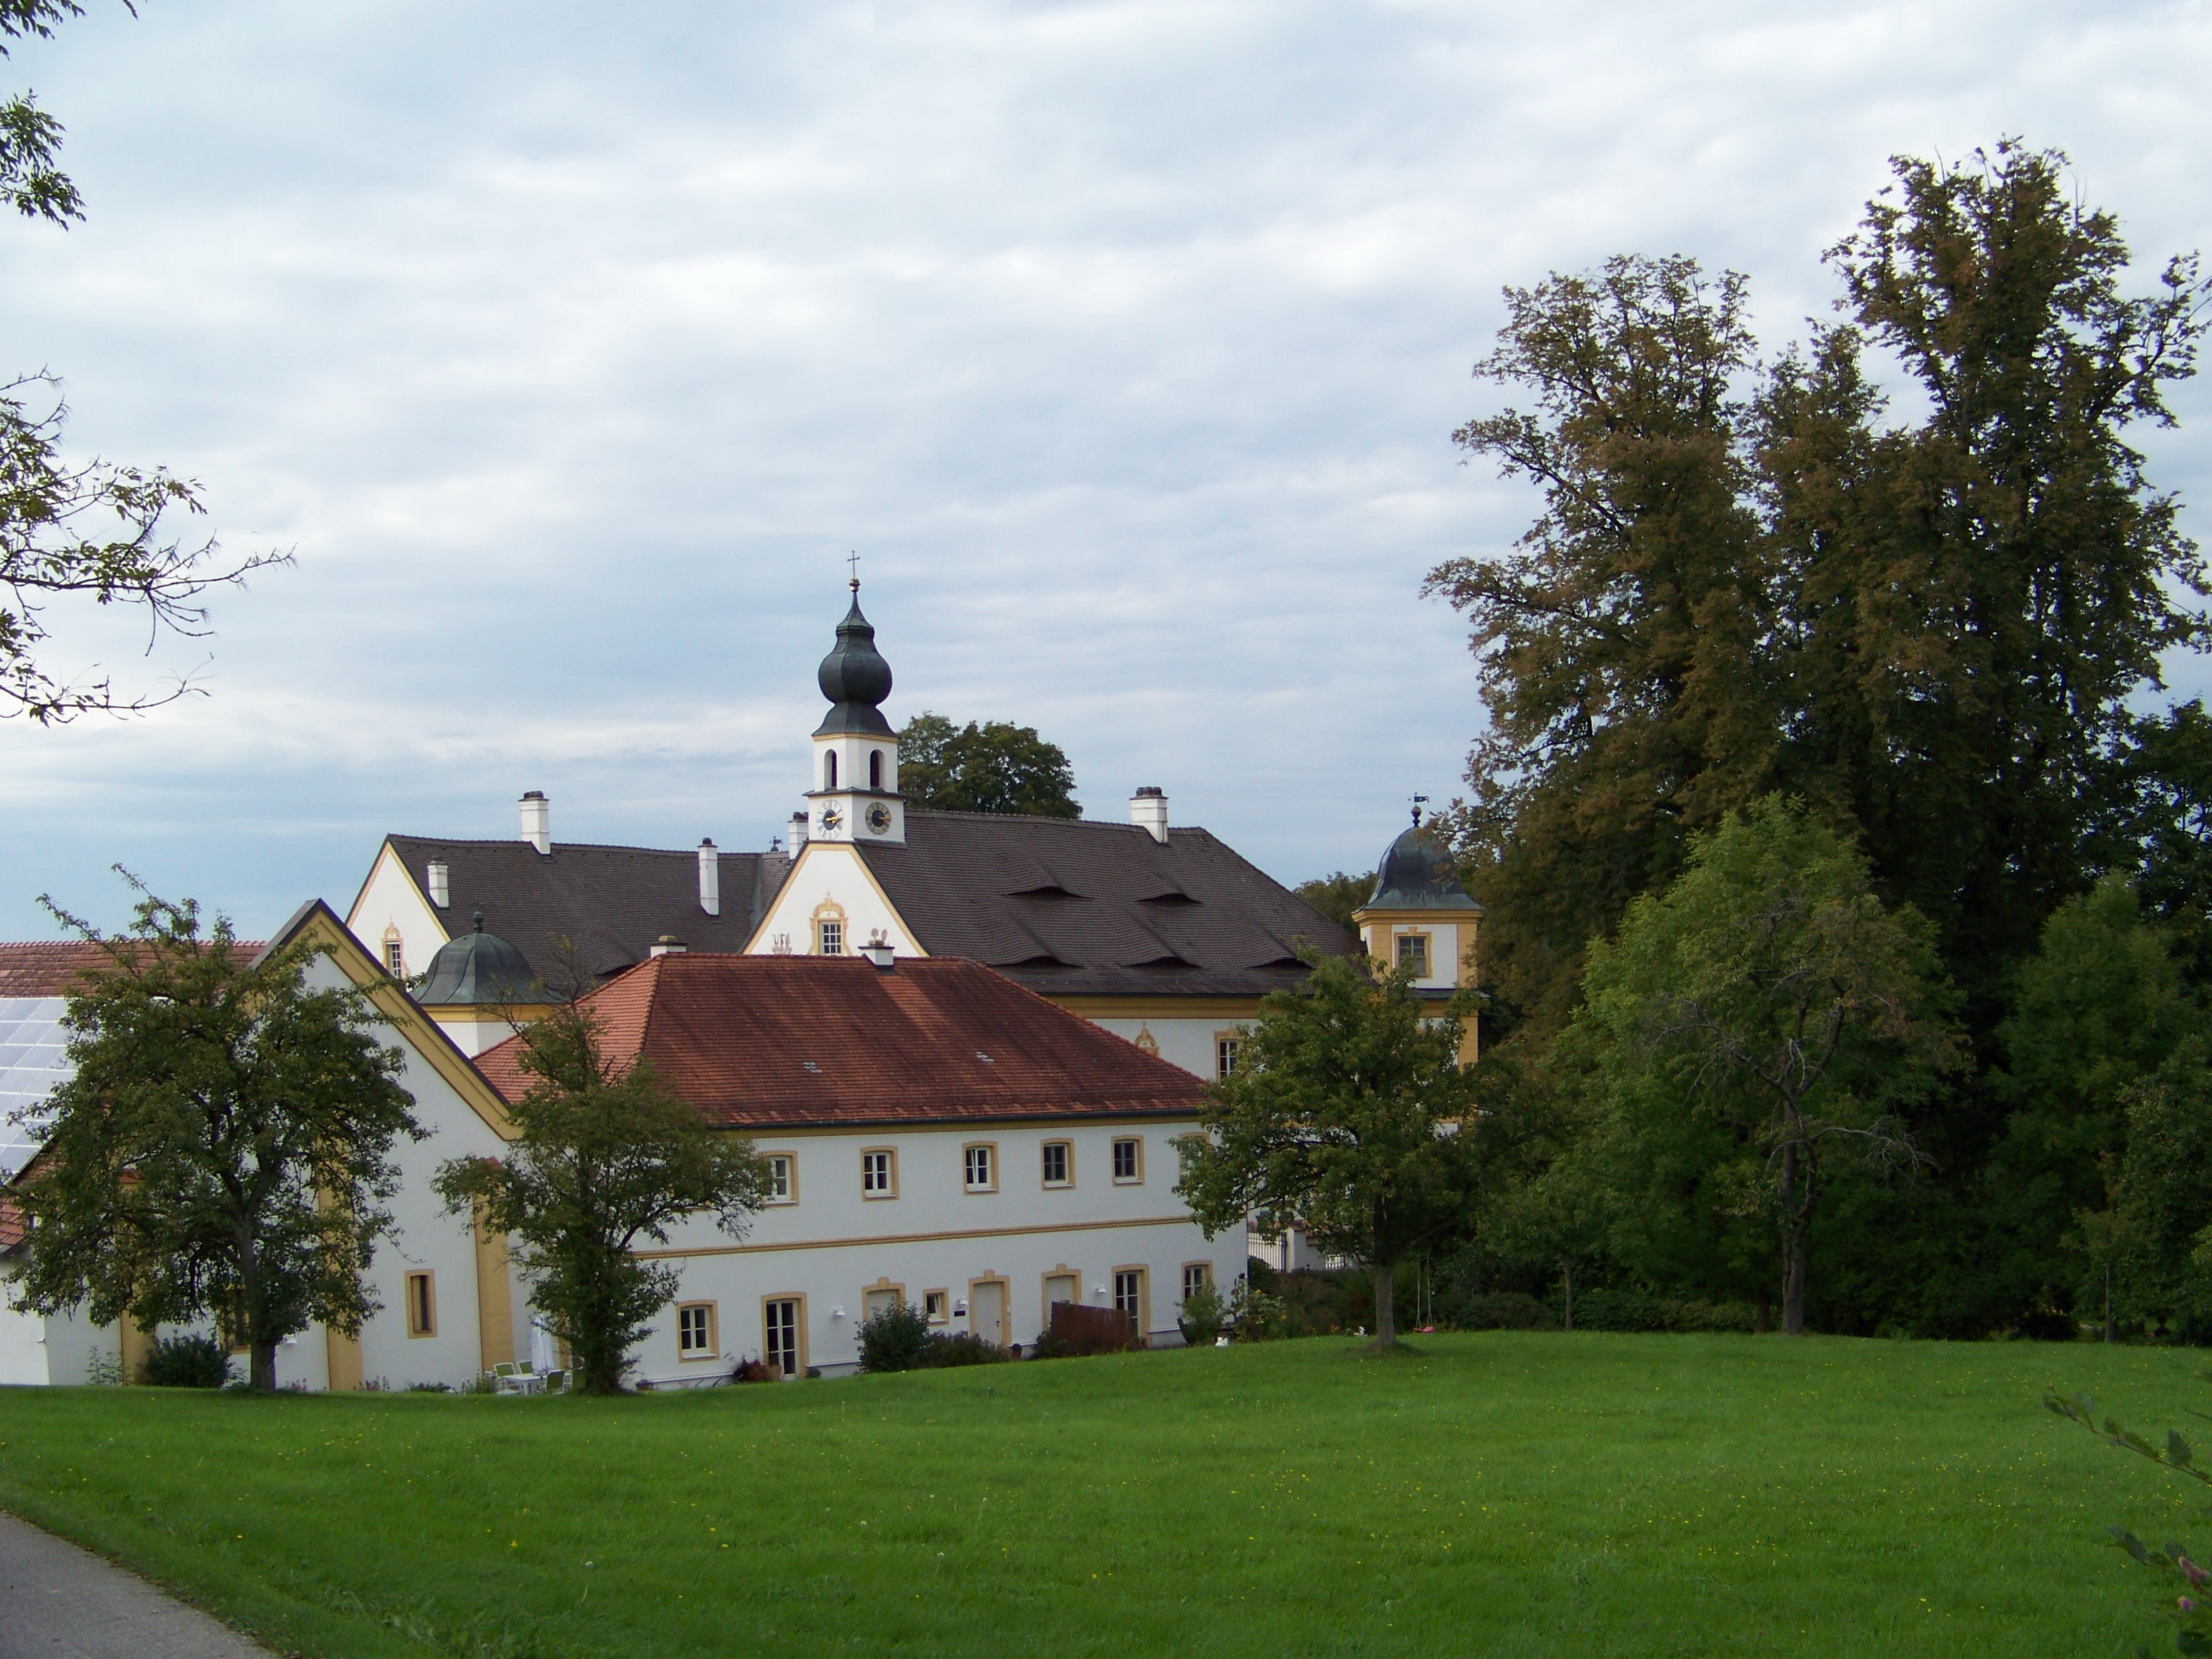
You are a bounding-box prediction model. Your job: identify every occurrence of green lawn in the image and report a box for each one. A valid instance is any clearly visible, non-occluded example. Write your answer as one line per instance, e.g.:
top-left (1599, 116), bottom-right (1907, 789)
top-left (0, 1334), bottom-right (2200, 1658)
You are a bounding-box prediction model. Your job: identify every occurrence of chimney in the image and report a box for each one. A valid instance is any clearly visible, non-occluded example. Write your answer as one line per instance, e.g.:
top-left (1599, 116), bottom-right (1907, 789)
top-left (1130, 786), bottom-right (1168, 844)
top-left (860, 939), bottom-right (895, 969)
top-left (650, 935), bottom-right (687, 957)
top-left (519, 790), bottom-right (550, 855)
top-left (426, 861), bottom-right (449, 908)
top-left (698, 838), bottom-right (720, 916)
top-left (789, 809), bottom-right (809, 850)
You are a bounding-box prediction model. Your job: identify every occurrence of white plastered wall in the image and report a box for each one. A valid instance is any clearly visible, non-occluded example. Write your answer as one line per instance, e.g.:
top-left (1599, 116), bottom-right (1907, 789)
top-left (0, 1273), bottom-right (49, 1384)
top-left (745, 842), bottom-right (920, 958)
top-left (347, 843), bottom-right (452, 983)
top-left (630, 1118), bottom-right (1245, 1382)
top-left (1082, 1018), bottom-right (1233, 1083)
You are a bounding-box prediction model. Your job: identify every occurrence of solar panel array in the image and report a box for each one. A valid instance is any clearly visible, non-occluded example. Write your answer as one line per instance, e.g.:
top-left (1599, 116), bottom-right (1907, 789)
top-left (0, 997), bottom-right (68, 1180)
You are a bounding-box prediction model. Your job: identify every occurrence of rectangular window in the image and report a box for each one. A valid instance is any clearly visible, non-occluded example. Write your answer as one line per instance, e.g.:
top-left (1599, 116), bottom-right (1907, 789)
top-left (861, 1148), bottom-right (896, 1198)
top-left (1397, 933), bottom-right (1431, 976)
top-left (817, 920), bottom-right (843, 956)
top-left (677, 1302), bottom-right (716, 1359)
top-left (405, 1271), bottom-right (435, 1338)
top-left (384, 939), bottom-right (405, 976)
top-left (1182, 1262), bottom-right (1212, 1304)
top-left (1216, 1036), bottom-right (1242, 1079)
top-left (923, 1289), bottom-right (949, 1325)
top-left (1113, 1268), bottom-right (1146, 1327)
top-left (1040, 1141), bottom-right (1071, 1187)
top-left (763, 1153), bottom-right (796, 1204)
top-left (764, 1298), bottom-right (802, 1379)
top-left (1111, 1136), bottom-right (1143, 1183)
top-left (963, 1143), bottom-right (997, 1193)
top-left (863, 1285), bottom-right (902, 1317)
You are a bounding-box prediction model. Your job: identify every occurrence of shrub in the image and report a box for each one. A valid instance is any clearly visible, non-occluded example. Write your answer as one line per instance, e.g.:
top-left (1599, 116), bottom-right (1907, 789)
top-left (1226, 1274), bottom-right (1288, 1341)
top-left (140, 1333), bottom-right (233, 1388)
top-left (1176, 1278), bottom-right (1226, 1346)
top-left (1443, 1291), bottom-right (1553, 1331)
top-left (921, 1332), bottom-right (1010, 1368)
top-left (1557, 1288), bottom-right (1755, 1334)
top-left (732, 1359), bottom-right (779, 1382)
top-left (857, 1303), bottom-right (933, 1373)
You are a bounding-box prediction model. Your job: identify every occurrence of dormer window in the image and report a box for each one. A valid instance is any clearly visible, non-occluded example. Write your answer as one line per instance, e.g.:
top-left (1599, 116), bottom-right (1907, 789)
top-left (825, 750), bottom-right (838, 790)
top-left (818, 920), bottom-right (843, 956)
top-left (869, 749), bottom-right (884, 790)
top-left (383, 935), bottom-right (405, 977)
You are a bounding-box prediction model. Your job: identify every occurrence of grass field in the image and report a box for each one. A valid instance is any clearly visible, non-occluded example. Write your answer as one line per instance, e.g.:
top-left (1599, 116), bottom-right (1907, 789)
top-left (0, 1334), bottom-right (2203, 1658)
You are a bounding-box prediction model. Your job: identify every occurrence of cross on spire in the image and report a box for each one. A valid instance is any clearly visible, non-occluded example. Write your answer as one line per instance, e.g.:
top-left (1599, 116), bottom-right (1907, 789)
top-left (846, 550), bottom-right (860, 591)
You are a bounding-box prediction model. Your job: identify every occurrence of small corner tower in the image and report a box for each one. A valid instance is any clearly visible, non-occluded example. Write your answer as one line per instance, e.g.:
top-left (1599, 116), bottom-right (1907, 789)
top-left (806, 579), bottom-right (905, 846)
top-left (1353, 804), bottom-right (1482, 1051)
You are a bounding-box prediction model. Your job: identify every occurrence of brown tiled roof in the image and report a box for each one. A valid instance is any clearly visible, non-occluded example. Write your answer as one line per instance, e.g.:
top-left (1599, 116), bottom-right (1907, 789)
top-left (473, 954), bottom-right (1209, 1130)
top-left (371, 837), bottom-right (787, 982)
top-left (0, 1191), bottom-right (23, 1254)
top-left (0, 940), bottom-right (266, 996)
top-left (857, 811), bottom-right (1357, 997)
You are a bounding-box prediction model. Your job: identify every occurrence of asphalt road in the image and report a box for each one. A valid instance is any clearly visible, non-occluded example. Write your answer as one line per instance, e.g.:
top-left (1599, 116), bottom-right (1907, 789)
top-left (0, 1512), bottom-right (272, 1659)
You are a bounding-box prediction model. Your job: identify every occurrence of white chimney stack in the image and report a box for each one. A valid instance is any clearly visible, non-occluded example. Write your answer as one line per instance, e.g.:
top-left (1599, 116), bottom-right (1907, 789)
top-left (649, 935), bottom-right (687, 957)
top-left (698, 838), bottom-right (720, 916)
top-left (790, 809), bottom-right (809, 850)
top-left (519, 790), bottom-right (550, 855)
top-left (426, 861), bottom-right (450, 908)
top-left (1130, 786), bottom-right (1169, 844)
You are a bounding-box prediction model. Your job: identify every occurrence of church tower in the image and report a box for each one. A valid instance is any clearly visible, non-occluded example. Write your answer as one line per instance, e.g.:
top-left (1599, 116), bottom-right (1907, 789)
top-left (806, 581), bottom-right (905, 846)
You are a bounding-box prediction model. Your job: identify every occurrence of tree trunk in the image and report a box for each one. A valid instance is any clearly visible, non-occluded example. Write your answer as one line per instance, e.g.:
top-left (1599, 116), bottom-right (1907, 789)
top-left (1562, 1258), bottom-right (1574, 1332)
top-left (1779, 1140), bottom-right (1808, 1336)
top-left (2104, 1265), bottom-right (2115, 1345)
top-left (251, 1342), bottom-right (278, 1393)
top-left (1753, 1287), bottom-right (1771, 1334)
top-left (1372, 1261), bottom-right (1397, 1349)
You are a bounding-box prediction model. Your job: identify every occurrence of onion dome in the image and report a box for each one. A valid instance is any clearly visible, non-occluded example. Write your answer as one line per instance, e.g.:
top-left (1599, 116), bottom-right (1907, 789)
top-left (417, 912), bottom-right (543, 1004)
top-left (1367, 819), bottom-right (1482, 912)
top-left (815, 581), bottom-right (895, 738)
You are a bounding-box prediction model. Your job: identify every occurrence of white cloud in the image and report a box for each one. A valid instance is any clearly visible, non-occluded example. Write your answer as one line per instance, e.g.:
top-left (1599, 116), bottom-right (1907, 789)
top-left (0, 0), bottom-right (2206, 936)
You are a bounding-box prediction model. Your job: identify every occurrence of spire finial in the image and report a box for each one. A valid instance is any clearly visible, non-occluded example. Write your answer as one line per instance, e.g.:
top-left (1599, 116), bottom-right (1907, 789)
top-left (1410, 794), bottom-right (1428, 827)
top-left (847, 549), bottom-right (860, 592)
top-left (472, 908), bottom-right (485, 934)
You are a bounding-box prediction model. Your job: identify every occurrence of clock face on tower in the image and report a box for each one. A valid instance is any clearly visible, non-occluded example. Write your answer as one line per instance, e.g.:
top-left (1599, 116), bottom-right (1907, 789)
top-left (865, 802), bottom-right (893, 834)
top-left (819, 805), bottom-right (842, 833)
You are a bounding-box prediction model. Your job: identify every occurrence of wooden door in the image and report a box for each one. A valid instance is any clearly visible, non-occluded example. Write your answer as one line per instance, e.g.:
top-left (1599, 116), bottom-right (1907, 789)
top-left (970, 1280), bottom-right (1005, 1348)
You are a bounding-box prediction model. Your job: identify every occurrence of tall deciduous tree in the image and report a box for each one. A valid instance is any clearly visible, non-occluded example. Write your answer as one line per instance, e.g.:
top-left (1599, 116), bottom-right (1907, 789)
top-left (1568, 799), bottom-right (1959, 1333)
top-left (1434, 144), bottom-right (2208, 1050)
top-left (1425, 254), bottom-right (1776, 1037)
top-left (1176, 951), bottom-right (1479, 1350)
top-left (434, 1003), bottom-right (770, 1394)
top-left (897, 712), bottom-right (1080, 817)
top-left (1292, 871), bottom-right (1374, 932)
top-left (8, 881), bottom-right (422, 1391)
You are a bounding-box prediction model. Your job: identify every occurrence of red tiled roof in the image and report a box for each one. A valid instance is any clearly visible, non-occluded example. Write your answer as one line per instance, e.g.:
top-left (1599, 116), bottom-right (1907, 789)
top-left (0, 1191), bottom-right (25, 1253)
top-left (473, 954), bottom-right (1210, 1130)
top-left (0, 939), bottom-right (266, 997)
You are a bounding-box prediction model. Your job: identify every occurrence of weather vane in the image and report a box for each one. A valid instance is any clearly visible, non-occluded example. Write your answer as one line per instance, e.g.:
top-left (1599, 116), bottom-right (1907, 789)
top-left (847, 550), bottom-right (861, 591)
top-left (1410, 793), bottom-right (1429, 827)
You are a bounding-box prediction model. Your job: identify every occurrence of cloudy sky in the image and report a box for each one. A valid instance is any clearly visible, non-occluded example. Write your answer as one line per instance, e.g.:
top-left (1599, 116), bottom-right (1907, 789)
top-left (1, 0), bottom-right (2208, 941)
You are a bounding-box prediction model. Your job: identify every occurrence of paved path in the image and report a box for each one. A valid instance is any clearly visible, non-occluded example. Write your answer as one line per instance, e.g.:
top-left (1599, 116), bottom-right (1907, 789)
top-left (0, 1511), bottom-right (272, 1659)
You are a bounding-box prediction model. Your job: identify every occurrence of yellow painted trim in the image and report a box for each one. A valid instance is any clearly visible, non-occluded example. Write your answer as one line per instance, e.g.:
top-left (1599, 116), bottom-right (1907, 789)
top-left (743, 840), bottom-right (930, 959)
top-left (760, 1149), bottom-right (799, 1205)
top-left (676, 1299), bottom-right (719, 1359)
top-left (693, 1111), bottom-right (1203, 1141)
top-left (279, 904), bottom-right (518, 1143)
top-left (860, 1275), bottom-right (906, 1316)
top-left (635, 1212), bottom-right (1200, 1263)
top-left (967, 1273), bottom-right (1012, 1347)
top-left (1048, 995), bottom-right (1264, 1021)
top-left (1111, 1264), bottom-right (1151, 1339)
top-left (860, 1145), bottom-right (899, 1200)
top-left (760, 1292), bottom-right (808, 1376)
top-left (474, 1204), bottom-right (515, 1372)
top-left (1039, 1137), bottom-right (1074, 1189)
top-left (1040, 1265), bottom-right (1082, 1330)
top-left (346, 840), bottom-right (455, 955)
top-left (326, 1326), bottom-right (364, 1391)
top-left (1110, 1132), bottom-right (1145, 1185)
top-left (961, 1140), bottom-right (1000, 1194)
top-left (921, 1287), bottom-right (951, 1325)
